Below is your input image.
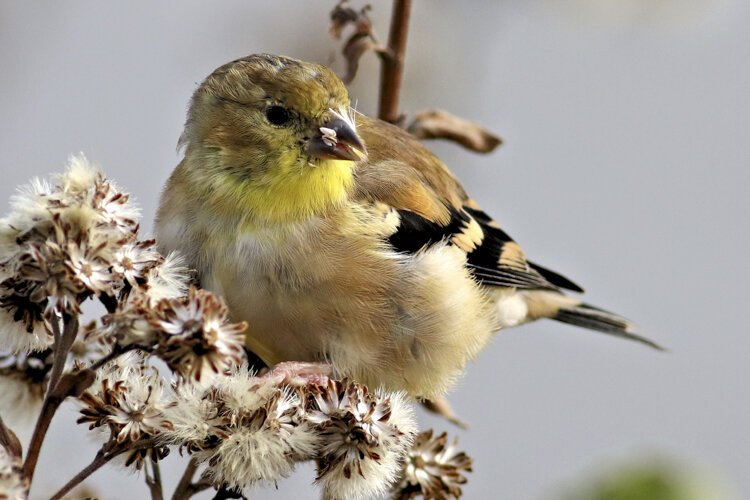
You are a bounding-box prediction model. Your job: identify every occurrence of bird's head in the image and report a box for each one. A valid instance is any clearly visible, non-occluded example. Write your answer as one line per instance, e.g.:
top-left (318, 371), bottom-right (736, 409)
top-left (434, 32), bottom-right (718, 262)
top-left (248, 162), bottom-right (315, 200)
top-left (179, 54), bottom-right (367, 224)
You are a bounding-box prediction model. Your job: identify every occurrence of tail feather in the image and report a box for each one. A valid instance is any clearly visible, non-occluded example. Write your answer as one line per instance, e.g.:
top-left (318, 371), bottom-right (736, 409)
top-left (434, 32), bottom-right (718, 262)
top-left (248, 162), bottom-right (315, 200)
top-left (553, 302), bottom-right (665, 351)
top-left (519, 290), bottom-right (664, 350)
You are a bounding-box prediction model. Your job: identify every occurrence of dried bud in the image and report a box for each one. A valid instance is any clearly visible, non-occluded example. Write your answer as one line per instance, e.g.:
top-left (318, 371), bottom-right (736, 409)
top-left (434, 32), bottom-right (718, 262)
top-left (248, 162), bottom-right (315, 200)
top-left (112, 240), bottom-right (162, 289)
top-left (200, 390), bottom-right (316, 490)
top-left (393, 429), bottom-right (473, 499)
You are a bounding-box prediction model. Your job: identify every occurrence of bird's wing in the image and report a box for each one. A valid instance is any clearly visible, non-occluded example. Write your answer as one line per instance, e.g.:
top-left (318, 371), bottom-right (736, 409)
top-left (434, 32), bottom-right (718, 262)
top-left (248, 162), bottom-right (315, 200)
top-left (354, 115), bottom-right (570, 291)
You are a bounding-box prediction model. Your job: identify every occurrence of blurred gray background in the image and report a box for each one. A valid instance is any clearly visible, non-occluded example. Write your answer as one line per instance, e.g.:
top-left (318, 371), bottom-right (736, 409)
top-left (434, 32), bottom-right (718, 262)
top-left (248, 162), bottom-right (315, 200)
top-left (1, 0), bottom-right (748, 498)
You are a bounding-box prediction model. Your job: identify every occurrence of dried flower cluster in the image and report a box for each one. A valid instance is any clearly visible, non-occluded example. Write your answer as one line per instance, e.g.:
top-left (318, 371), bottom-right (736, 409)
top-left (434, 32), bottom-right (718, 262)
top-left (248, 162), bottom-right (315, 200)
top-left (0, 155), bottom-right (246, 368)
top-left (0, 158), bottom-right (252, 497)
top-left (172, 373), bottom-right (419, 498)
top-left (168, 369), bottom-right (318, 490)
top-left (0, 157), bottom-right (140, 351)
top-left (76, 360), bottom-right (422, 499)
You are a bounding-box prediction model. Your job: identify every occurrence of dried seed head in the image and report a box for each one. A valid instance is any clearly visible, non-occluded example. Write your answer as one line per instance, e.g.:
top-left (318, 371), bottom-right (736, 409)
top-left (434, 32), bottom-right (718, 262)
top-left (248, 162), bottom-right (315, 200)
top-left (200, 390), bottom-right (316, 490)
top-left (307, 379), bottom-right (417, 500)
top-left (393, 429), bottom-right (473, 499)
top-left (163, 366), bottom-right (317, 491)
top-left (77, 357), bottom-right (175, 464)
top-left (151, 287), bottom-right (246, 381)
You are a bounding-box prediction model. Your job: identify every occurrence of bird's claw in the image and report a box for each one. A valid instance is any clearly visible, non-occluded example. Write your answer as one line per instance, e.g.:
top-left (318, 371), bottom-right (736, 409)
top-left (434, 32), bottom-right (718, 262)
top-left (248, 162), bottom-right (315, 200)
top-left (262, 361), bottom-right (333, 387)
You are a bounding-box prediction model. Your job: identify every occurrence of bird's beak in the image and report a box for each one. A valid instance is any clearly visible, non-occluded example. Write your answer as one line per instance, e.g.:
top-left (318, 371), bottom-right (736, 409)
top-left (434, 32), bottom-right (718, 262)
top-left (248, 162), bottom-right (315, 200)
top-left (307, 110), bottom-right (367, 162)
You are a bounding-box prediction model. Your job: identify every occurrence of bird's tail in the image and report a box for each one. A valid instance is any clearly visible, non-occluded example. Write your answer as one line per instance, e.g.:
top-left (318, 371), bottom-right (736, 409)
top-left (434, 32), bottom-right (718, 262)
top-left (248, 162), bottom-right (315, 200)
top-left (520, 290), bottom-right (664, 350)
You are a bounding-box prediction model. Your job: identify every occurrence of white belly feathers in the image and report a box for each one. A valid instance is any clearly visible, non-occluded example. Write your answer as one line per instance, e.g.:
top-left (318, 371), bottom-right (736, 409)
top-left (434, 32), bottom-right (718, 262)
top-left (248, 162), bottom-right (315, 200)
top-left (194, 207), bottom-right (499, 397)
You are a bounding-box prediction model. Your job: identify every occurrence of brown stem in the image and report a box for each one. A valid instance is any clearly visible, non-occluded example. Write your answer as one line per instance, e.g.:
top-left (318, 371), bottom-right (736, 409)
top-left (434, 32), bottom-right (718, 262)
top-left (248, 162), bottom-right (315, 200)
top-left (47, 313), bottom-right (80, 392)
top-left (378, 0), bottom-right (412, 123)
top-left (23, 314), bottom-right (79, 483)
top-left (87, 343), bottom-right (141, 373)
top-left (146, 460), bottom-right (164, 500)
top-left (172, 457), bottom-right (213, 498)
top-left (24, 339), bottom-right (153, 485)
top-left (46, 317), bottom-right (63, 392)
top-left (22, 393), bottom-right (63, 484)
top-left (49, 447), bottom-right (122, 500)
top-left (188, 481), bottom-right (213, 497)
top-left (172, 457), bottom-right (198, 500)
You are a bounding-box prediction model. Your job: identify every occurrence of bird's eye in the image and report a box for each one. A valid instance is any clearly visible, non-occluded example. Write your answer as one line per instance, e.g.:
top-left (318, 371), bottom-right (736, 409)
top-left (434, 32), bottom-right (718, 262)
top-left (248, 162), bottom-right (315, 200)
top-left (265, 105), bottom-right (291, 126)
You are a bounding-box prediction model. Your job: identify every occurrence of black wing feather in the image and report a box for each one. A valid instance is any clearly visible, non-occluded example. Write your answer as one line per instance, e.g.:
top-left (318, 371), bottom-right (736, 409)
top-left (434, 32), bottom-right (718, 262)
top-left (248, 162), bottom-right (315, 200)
top-left (386, 207), bottom-right (557, 290)
top-left (527, 261), bottom-right (584, 293)
top-left (387, 207), bottom-right (468, 254)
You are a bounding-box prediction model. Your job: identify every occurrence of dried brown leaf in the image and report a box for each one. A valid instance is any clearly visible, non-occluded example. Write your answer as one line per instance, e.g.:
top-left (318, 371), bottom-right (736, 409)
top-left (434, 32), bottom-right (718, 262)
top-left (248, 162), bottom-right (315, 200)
top-left (407, 109), bottom-right (503, 153)
top-left (329, 1), bottom-right (382, 83)
top-left (329, 1), bottom-right (373, 39)
top-left (341, 33), bottom-right (377, 83)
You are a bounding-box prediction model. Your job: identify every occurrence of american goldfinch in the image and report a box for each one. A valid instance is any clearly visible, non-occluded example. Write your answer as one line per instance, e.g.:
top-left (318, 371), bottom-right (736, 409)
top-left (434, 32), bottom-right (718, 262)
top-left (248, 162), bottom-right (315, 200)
top-left (155, 54), bottom-right (659, 398)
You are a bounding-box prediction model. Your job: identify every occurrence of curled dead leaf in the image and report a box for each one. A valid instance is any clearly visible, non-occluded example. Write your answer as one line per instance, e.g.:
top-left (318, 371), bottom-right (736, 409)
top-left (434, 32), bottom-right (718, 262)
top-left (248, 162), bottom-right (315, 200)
top-left (330, 1), bottom-right (373, 39)
top-left (330, 1), bottom-right (382, 83)
top-left (341, 34), bottom-right (377, 83)
top-left (407, 109), bottom-right (503, 153)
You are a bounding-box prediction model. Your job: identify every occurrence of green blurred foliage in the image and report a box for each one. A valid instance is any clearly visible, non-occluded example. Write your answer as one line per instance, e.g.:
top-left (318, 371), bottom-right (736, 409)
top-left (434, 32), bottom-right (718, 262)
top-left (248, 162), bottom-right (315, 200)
top-left (560, 460), bottom-right (735, 500)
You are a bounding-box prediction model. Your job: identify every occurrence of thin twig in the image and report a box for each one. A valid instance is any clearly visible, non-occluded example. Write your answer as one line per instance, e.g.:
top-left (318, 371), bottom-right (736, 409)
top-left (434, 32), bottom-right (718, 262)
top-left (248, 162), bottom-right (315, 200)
top-left (48, 313), bottom-right (80, 391)
top-left (49, 447), bottom-right (122, 500)
top-left (172, 457), bottom-right (199, 500)
top-left (49, 437), bottom-right (160, 500)
top-left (46, 315), bottom-right (63, 392)
top-left (23, 313), bottom-right (79, 483)
top-left (87, 343), bottom-right (141, 373)
top-left (187, 480), bottom-right (214, 497)
top-left (172, 456), bottom-right (213, 498)
top-left (377, 0), bottom-right (412, 123)
top-left (22, 388), bottom-right (63, 483)
top-left (146, 460), bottom-right (165, 500)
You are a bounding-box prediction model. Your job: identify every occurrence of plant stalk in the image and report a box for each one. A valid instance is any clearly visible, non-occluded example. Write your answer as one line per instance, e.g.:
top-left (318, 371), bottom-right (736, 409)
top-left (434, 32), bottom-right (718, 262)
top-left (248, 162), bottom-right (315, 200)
top-left (23, 314), bottom-right (79, 483)
top-left (49, 448), bottom-right (120, 500)
top-left (377, 0), bottom-right (412, 123)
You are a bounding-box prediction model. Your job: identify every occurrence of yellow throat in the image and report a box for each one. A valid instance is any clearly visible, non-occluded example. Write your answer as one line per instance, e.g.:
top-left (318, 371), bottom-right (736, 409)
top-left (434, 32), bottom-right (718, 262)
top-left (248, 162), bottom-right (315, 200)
top-left (206, 156), bottom-right (356, 224)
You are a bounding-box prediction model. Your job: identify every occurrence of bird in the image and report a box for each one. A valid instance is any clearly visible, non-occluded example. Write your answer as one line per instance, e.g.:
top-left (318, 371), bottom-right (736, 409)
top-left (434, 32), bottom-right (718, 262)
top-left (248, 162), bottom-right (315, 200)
top-left (155, 54), bottom-right (660, 399)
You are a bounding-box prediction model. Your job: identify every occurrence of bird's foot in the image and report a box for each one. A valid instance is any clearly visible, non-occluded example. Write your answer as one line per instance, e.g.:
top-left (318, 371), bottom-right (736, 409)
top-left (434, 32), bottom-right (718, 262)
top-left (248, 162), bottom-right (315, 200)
top-left (262, 361), bottom-right (332, 387)
top-left (421, 397), bottom-right (469, 429)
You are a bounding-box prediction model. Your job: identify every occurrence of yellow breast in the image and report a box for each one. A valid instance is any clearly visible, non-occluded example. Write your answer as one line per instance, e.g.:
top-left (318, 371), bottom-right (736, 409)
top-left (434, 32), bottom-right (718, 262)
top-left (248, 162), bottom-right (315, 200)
top-left (210, 156), bottom-right (356, 225)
